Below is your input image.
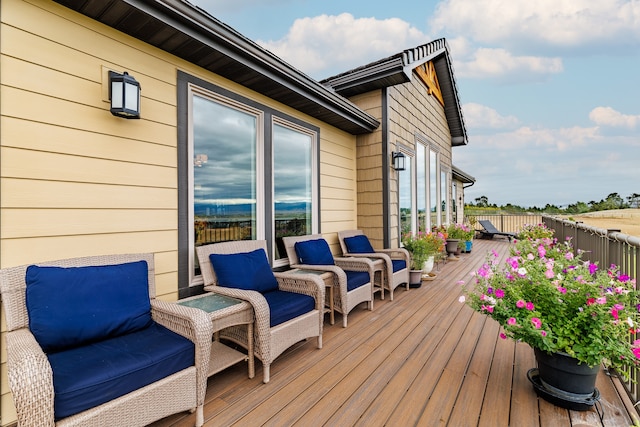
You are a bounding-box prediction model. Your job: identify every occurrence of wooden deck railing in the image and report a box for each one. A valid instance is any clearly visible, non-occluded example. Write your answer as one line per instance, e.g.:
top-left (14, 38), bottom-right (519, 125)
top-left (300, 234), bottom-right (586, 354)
top-left (470, 214), bottom-right (543, 234)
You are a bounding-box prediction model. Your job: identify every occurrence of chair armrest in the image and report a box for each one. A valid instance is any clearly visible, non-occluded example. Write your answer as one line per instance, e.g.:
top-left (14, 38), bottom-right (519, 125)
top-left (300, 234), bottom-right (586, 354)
top-left (203, 286), bottom-right (273, 360)
top-left (274, 271), bottom-right (325, 312)
top-left (344, 248), bottom-right (410, 262)
top-left (334, 256), bottom-right (376, 273)
top-left (151, 300), bottom-right (213, 407)
top-left (5, 329), bottom-right (55, 427)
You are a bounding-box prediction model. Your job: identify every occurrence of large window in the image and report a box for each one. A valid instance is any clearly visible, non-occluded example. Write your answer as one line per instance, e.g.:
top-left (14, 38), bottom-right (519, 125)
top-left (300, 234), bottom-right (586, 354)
top-left (181, 76), bottom-right (319, 288)
top-left (399, 155), bottom-right (413, 235)
top-left (273, 121), bottom-right (316, 261)
top-left (398, 141), bottom-right (449, 244)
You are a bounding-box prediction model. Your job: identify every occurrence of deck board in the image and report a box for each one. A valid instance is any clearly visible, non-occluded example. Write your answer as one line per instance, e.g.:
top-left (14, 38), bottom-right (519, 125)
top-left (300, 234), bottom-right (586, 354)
top-left (150, 239), bottom-right (638, 427)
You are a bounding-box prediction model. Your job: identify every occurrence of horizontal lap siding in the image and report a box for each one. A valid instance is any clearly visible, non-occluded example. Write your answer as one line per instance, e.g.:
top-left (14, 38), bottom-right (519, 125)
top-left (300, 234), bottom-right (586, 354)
top-left (0, 1), bottom-right (359, 424)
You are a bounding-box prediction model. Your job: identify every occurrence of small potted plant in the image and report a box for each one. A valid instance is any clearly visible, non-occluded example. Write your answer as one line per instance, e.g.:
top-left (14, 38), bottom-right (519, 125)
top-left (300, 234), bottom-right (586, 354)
top-left (401, 231), bottom-right (445, 286)
top-left (460, 224), bottom-right (640, 409)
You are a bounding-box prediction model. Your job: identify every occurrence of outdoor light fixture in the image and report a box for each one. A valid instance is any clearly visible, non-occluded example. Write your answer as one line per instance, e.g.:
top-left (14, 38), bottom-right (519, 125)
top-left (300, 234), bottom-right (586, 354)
top-left (392, 151), bottom-right (406, 171)
top-left (109, 71), bottom-right (141, 119)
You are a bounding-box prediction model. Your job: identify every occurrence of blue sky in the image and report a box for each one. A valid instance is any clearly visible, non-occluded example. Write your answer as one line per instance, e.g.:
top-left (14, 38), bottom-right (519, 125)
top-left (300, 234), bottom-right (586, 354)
top-left (189, 0), bottom-right (639, 208)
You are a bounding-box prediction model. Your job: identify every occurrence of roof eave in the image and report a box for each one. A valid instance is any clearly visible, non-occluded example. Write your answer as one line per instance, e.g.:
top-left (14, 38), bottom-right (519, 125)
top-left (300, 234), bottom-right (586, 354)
top-left (53, 0), bottom-right (379, 135)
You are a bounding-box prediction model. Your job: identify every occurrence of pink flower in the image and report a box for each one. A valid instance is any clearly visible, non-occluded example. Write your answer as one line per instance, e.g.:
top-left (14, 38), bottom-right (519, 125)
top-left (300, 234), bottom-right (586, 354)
top-left (516, 300), bottom-right (526, 308)
top-left (564, 252), bottom-right (574, 260)
top-left (499, 333), bottom-right (507, 340)
top-left (507, 317), bottom-right (517, 326)
top-left (526, 302), bottom-right (535, 311)
top-left (538, 245), bottom-right (546, 258)
top-left (557, 286), bottom-right (567, 294)
top-left (545, 269), bottom-right (555, 279)
top-left (531, 318), bottom-right (542, 329)
top-left (611, 308), bottom-right (619, 320)
top-left (588, 263), bottom-right (598, 275)
top-left (495, 289), bottom-right (505, 298)
top-left (596, 297), bottom-right (607, 305)
top-left (540, 330), bottom-right (547, 337)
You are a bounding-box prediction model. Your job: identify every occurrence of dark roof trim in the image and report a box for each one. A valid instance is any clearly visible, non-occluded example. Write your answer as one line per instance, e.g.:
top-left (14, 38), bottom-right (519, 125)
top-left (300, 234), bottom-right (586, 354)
top-left (322, 39), bottom-right (468, 146)
top-left (53, 0), bottom-right (379, 135)
top-left (452, 165), bottom-right (476, 184)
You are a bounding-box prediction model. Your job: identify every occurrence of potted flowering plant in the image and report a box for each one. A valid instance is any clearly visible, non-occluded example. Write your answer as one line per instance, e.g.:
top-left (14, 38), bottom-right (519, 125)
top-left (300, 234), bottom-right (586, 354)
top-left (401, 232), bottom-right (446, 287)
top-left (461, 225), bottom-right (640, 408)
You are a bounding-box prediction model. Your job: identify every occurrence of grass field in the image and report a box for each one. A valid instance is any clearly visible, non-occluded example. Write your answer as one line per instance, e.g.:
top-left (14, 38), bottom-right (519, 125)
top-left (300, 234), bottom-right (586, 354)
top-left (566, 209), bottom-right (640, 237)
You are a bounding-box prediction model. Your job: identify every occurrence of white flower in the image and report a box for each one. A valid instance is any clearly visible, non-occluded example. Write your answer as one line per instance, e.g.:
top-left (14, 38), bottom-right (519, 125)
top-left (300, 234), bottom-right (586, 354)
top-left (517, 267), bottom-right (527, 276)
top-left (458, 295), bottom-right (466, 303)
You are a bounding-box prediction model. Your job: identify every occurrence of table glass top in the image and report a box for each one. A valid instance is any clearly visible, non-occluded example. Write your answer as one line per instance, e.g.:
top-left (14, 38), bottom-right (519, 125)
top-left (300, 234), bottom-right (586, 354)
top-left (177, 293), bottom-right (242, 313)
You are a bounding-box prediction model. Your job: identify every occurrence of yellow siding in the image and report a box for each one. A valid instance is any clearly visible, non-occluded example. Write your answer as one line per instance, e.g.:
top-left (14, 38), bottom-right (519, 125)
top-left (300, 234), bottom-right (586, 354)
top-left (0, 1), bottom-right (359, 424)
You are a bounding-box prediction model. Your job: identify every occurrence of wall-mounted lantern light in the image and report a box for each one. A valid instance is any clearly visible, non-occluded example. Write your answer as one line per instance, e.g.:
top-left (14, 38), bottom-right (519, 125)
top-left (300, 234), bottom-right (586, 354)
top-left (392, 151), bottom-right (406, 171)
top-left (109, 71), bottom-right (141, 119)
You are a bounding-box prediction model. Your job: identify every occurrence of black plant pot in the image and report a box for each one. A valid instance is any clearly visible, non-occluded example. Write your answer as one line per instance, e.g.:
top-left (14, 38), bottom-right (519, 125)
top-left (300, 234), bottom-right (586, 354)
top-left (529, 348), bottom-right (600, 410)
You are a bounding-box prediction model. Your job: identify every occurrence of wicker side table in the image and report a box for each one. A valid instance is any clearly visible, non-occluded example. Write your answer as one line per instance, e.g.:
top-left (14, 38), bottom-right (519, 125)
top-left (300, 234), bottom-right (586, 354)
top-left (178, 292), bottom-right (254, 378)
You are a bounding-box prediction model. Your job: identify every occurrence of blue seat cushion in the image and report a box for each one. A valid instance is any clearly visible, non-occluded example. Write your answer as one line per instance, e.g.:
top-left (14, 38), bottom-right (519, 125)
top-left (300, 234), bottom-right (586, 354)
top-left (209, 248), bottom-right (278, 293)
top-left (262, 289), bottom-right (315, 327)
top-left (48, 321), bottom-right (194, 420)
top-left (344, 235), bottom-right (375, 253)
top-left (25, 261), bottom-right (152, 353)
top-left (345, 271), bottom-right (370, 292)
top-left (294, 239), bottom-right (335, 265)
top-left (392, 259), bottom-right (407, 272)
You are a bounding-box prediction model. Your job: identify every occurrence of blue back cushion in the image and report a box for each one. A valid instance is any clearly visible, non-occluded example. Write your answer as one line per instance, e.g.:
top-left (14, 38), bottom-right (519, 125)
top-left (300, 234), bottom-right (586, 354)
top-left (344, 235), bottom-right (375, 253)
top-left (345, 271), bottom-right (370, 291)
top-left (25, 261), bottom-right (152, 353)
top-left (294, 239), bottom-right (335, 265)
top-left (209, 249), bottom-right (278, 294)
top-left (392, 259), bottom-right (407, 272)
top-left (48, 321), bottom-right (194, 420)
top-left (262, 290), bottom-right (315, 327)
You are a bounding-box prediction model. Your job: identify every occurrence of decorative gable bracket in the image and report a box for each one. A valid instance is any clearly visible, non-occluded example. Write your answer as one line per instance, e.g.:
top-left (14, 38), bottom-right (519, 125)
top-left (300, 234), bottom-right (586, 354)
top-left (415, 61), bottom-right (444, 107)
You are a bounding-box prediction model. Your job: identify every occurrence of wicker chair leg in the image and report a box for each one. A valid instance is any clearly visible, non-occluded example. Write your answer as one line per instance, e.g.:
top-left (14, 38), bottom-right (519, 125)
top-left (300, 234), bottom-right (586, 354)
top-left (317, 335), bottom-right (322, 349)
top-left (263, 364), bottom-right (270, 384)
top-left (342, 314), bottom-right (348, 328)
top-left (196, 405), bottom-right (204, 427)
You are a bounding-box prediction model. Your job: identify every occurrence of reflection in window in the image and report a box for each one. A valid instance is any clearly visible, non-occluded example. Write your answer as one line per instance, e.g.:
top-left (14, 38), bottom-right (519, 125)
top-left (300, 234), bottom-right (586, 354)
top-left (430, 150), bottom-right (437, 227)
top-left (416, 144), bottom-right (426, 232)
top-left (274, 123), bottom-right (313, 260)
top-left (441, 169), bottom-right (448, 224)
top-left (192, 95), bottom-right (257, 276)
top-left (399, 155), bottom-right (412, 236)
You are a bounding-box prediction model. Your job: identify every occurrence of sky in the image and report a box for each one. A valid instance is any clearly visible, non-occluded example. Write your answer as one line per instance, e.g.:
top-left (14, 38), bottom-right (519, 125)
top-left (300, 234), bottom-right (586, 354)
top-left (189, 0), bottom-right (639, 208)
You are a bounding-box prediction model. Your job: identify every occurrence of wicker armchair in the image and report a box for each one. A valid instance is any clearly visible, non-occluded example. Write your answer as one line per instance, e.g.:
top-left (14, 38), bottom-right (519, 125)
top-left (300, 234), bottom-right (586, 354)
top-left (0, 253), bottom-right (213, 427)
top-left (282, 234), bottom-right (378, 328)
top-left (196, 240), bottom-right (324, 383)
top-left (338, 230), bottom-right (410, 300)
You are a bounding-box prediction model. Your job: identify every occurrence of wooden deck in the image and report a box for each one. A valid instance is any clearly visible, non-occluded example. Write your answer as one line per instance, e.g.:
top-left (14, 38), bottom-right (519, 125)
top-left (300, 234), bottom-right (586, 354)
top-left (151, 239), bottom-right (638, 427)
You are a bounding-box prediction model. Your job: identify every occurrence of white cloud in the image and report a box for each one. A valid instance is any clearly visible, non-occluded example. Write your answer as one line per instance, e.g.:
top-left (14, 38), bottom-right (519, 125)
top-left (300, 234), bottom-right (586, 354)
top-left (456, 124), bottom-right (637, 207)
top-left (463, 103), bottom-right (520, 129)
top-left (257, 13), bottom-right (428, 78)
top-left (589, 106), bottom-right (640, 129)
top-left (455, 47), bottom-right (563, 80)
top-left (430, 0), bottom-right (640, 50)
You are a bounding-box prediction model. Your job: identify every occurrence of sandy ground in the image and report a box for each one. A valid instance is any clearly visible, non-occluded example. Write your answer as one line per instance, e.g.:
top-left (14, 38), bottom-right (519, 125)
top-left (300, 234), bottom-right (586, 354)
top-left (562, 209), bottom-right (640, 237)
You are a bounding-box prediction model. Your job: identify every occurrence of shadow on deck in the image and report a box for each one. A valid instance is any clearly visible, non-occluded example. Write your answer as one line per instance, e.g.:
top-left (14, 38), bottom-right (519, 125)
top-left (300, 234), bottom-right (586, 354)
top-left (152, 238), bottom-right (638, 427)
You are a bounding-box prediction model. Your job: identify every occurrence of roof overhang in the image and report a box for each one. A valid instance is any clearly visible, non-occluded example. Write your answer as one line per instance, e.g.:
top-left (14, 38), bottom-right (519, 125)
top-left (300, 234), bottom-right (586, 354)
top-left (452, 165), bottom-right (476, 185)
top-left (53, 0), bottom-right (380, 135)
top-left (321, 39), bottom-right (468, 146)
